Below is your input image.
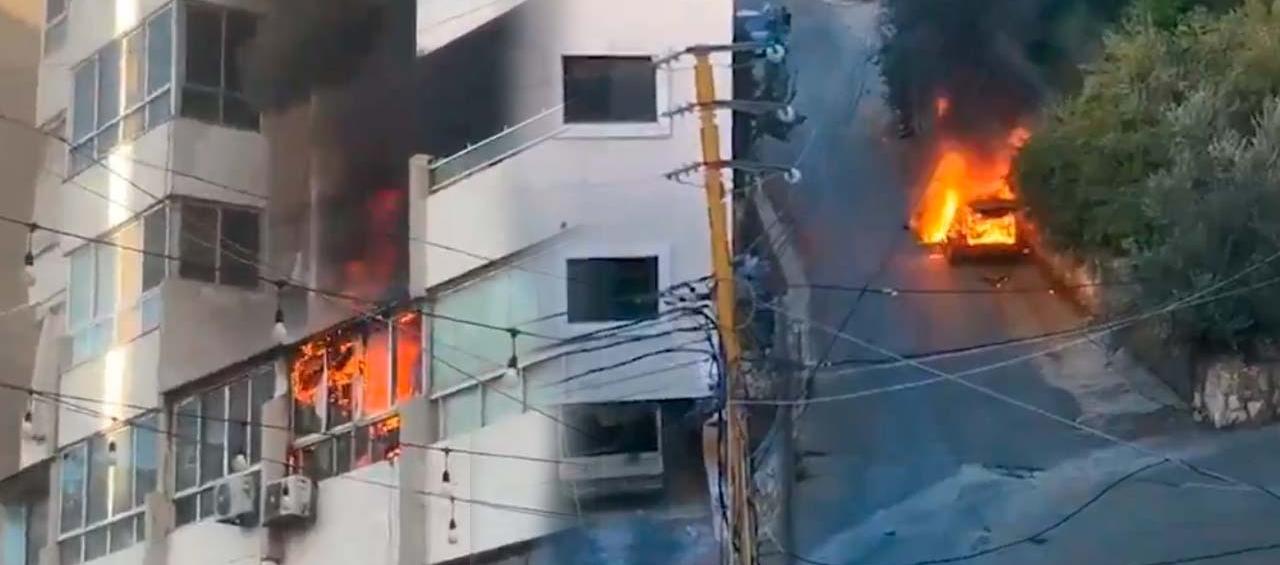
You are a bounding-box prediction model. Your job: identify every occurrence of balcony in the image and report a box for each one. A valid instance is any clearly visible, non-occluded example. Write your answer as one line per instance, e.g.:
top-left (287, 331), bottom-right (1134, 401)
top-left (427, 105), bottom-right (566, 192)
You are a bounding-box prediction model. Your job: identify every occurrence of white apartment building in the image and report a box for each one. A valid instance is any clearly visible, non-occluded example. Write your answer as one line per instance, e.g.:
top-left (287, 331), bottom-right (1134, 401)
top-left (0, 0), bottom-right (735, 563)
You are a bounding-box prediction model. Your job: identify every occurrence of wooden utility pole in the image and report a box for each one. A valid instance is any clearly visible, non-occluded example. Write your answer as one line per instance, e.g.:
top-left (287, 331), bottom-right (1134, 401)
top-left (692, 50), bottom-right (756, 565)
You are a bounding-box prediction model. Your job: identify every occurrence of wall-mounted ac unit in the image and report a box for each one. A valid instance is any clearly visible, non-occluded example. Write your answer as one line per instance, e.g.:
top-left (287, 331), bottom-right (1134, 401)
top-left (263, 475), bottom-right (315, 528)
top-left (212, 473), bottom-right (257, 525)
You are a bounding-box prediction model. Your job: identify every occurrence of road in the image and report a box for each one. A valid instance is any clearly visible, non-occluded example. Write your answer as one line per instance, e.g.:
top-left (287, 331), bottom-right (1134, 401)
top-left (755, 0), bottom-right (1280, 563)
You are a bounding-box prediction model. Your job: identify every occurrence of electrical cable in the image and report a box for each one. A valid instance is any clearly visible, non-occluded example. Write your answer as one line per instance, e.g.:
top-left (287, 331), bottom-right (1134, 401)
top-left (745, 272), bottom-right (1280, 406)
top-left (44, 395), bottom-right (581, 522)
top-left (752, 268), bottom-right (1280, 508)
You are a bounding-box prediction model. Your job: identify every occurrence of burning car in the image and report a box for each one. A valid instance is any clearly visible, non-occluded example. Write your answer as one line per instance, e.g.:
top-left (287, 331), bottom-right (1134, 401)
top-left (941, 197), bottom-right (1030, 262)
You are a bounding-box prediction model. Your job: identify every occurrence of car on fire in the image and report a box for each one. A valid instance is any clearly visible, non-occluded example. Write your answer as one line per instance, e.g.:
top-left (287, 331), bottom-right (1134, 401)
top-left (942, 197), bottom-right (1031, 262)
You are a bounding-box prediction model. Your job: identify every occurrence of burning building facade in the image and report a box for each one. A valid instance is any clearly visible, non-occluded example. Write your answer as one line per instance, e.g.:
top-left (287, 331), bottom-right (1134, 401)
top-left (2, 0), bottom-right (733, 564)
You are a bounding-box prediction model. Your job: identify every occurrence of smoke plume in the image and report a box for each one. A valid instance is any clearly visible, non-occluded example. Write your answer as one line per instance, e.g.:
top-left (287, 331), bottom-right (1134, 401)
top-left (879, 0), bottom-right (1130, 145)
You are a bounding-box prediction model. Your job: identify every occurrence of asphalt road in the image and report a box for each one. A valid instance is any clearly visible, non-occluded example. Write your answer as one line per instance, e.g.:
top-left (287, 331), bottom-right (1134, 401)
top-left (754, 1), bottom-right (1280, 563)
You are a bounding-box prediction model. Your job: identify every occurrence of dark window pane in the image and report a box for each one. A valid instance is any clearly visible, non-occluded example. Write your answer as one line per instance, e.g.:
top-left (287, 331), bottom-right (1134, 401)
top-left (85, 436), bottom-right (110, 524)
top-left (142, 206), bottom-right (167, 291)
top-left (353, 423), bottom-right (371, 468)
top-left (178, 203), bottom-right (217, 283)
top-left (223, 11), bottom-right (257, 94)
top-left (72, 60), bottom-right (96, 142)
top-left (180, 86), bottom-right (219, 123)
top-left (123, 31), bottom-right (145, 109)
top-left (227, 379), bottom-right (250, 468)
top-left (565, 257), bottom-right (659, 322)
top-left (301, 441), bottom-right (333, 481)
top-left (196, 487), bottom-right (215, 520)
top-left (69, 141), bottom-right (95, 177)
top-left (57, 537), bottom-right (80, 565)
top-left (107, 516), bottom-right (133, 553)
top-left (184, 5), bottom-right (222, 89)
top-left (564, 403), bottom-right (660, 457)
top-left (562, 56), bottom-right (657, 123)
top-left (334, 432), bottom-right (352, 475)
top-left (82, 527), bottom-right (107, 561)
top-left (94, 124), bottom-right (119, 158)
top-left (97, 41), bottom-right (121, 126)
top-left (59, 446), bottom-right (86, 533)
top-left (46, 0), bottom-right (66, 22)
top-left (222, 94), bottom-right (258, 131)
top-left (371, 418), bottom-right (400, 463)
top-left (174, 399), bottom-right (199, 492)
top-left (173, 494), bottom-right (196, 527)
top-left (133, 513), bottom-right (145, 543)
top-left (218, 207), bottom-right (259, 287)
top-left (108, 427), bottom-right (132, 516)
top-left (133, 414), bottom-right (159, 507)
top-left (146, 90), bottom-right (172, 129)
top-left (199, 388), bottom-right (226, 484)
top-left (146, 8), bottom-right (173, 95)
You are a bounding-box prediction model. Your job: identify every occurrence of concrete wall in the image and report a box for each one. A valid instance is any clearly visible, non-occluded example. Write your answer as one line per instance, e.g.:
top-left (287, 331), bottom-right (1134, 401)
top-left (424, 411), bottom-right (567, 564)
top-left (0, 0), bottom-right (46, 483)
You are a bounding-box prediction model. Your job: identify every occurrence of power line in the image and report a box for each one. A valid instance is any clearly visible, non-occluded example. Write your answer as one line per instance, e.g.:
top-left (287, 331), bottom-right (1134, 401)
top-left (44, 395), bottom-right (580, 522)
top-left (741, 272), bottom-right (1280, 406)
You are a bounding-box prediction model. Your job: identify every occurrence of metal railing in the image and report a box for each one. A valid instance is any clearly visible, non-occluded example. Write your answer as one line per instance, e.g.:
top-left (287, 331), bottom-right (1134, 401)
top-left (428, 105), bottom-right (567, 191)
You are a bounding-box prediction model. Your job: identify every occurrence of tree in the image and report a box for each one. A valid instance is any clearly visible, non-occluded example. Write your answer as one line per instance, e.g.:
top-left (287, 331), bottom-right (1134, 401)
top-left (1016, 0), bottom-right (1280, 350)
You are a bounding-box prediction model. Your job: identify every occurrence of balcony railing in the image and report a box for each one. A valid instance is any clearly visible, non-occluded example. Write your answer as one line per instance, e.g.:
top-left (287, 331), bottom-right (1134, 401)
top-left (428, 105), bottom-right (567, 191)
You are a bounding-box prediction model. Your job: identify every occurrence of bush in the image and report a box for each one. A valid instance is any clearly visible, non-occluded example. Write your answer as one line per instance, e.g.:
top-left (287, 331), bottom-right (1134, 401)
top-left (1016, 0), bottom-right (1280, 348)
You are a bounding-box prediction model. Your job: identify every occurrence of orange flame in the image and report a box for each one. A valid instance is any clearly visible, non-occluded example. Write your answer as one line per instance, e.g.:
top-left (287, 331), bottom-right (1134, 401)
top-left (913, 127), bottom-right (1030, 246)
top-left (935, 96), bottom-right (951, 118)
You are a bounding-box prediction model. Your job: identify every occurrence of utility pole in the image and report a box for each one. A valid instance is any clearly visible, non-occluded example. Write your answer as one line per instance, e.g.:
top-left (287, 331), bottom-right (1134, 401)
top-left (691, 50), bottom-right (756, 565)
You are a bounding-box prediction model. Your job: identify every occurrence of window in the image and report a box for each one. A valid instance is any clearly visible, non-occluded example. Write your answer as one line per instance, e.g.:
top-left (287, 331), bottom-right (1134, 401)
top-left (566, 257), bottom-right (659, 323)
top-left (68, 5), bottom-right (175, 177)
top-left (4, 498), bottom-right (48, 565)
top-left (171, 366), bottom-right (274, 527)
top-left (44, 0), bottom-right (68, 54)
top-left (562, 56), bottom-right (658, 123)
top-left (562, 402), bottom-right (660, 458)
top-left (429, 269), bottom-right (544, 438)
top-left (176, 199), bottom-right (261, 288)
top-left (57, 415), bottom-right (158, 565)
top-left (180, 3), bottom-right (259, 130)
top-left (289, 312), bottom-right (422, 479)
top-left (65, 204), bottom-right (170, 365)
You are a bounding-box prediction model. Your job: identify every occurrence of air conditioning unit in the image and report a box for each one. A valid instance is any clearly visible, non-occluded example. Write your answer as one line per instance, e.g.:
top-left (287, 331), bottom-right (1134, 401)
top-left (263, 475), bottom-right (315, 528)
top-left (212, 474), bottom-right (257, 525)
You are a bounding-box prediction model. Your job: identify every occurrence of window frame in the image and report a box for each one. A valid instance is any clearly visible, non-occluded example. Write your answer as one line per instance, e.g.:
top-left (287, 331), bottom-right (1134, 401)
top-left (169, 364), bottom-right (274, 528)
top-left (43, 0), bottom-right (68, 54)
top-left (55, 414), bottom-right (159, 565)
top-left (67, 4), bottom-right (177, 178)
top-left (177, 1), bottom-right (259, 131)
top-left (288, 311), bottom-right (425, 478)
top-left (174, 197), bottom-right (262, 289)
top-left (564, 255), bottom-right (662, 324)
top-left (64, 202), bottom-right (171, 367)
top-left (559, 54), bottom-right (671, 139)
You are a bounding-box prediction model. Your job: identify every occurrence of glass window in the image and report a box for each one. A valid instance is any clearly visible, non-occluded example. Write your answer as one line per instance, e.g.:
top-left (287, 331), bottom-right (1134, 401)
top-left (146, 8), bottom-right (173, 95)
top-left (142, 206), bottom-right (168, 292)
top-left (4, 504), bottom-right (28, 565)
top-left (178, 203), bottom-right (218, 282)
top-left (27, 499), bottom-right (47, 565)
top-left (71, 60), bottom-right (96, 143)
top-left (174, 398), bottom-right (199, 492)
top-left (250, 368), bottom-right (274, 464)
top-left (566, 257), bottom-right (659, 322)
top-left (133, 415), bottom-right (158, 507)
top-left (184, 5), bottom-right (222, 89)
top-left (431, 271), bottom-right (539, 391)
top-left (394, 313), bottom-right (422, 402)
top-left (68, 247), bottom-right (93, 330)
top-left (107, 428), bottom-right (132, 517)
top-left (59, 447), bottom-right (86, 534)
top-left (123, 31), bottom-right (146, 109)
top-left (93, 243), bottom-right (117, 319)
top-left (442, 387), bottom-right (481, 437)
top-left (199, 387), bottom-right (226, 484)
top-left (483, 373), bottom-right (524, 425)
top-left (562, 56), bottom-right (658, 123)
top-left (227, 378), bottom-right (250, 466)
top-left (218, 207), bottom-right (259, 288)
top-left (364, 321), bottom-right (392, 417)
top-left (224, 11), bottom-right (256, 95)
top-left (84, 436), bottom-right (110, 525)
top-left (96, 42), bottom-right (122, 127)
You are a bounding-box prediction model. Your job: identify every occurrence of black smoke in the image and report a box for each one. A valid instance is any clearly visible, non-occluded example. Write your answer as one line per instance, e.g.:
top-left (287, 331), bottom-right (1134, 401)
top-left (879, 0), bottom-right (1132, 145)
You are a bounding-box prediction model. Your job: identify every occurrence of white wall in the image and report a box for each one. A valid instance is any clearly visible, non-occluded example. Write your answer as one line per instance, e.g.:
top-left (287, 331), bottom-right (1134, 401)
top-left (424, 411), bottom-right (567, 564)
top-left (164, 463), bottom-right (398, 565)
top-left (416, 0), bottom-right (527, 55)
top-left (56, 328), bottom-right (160, 447)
